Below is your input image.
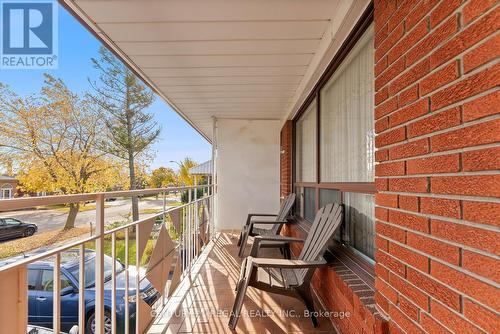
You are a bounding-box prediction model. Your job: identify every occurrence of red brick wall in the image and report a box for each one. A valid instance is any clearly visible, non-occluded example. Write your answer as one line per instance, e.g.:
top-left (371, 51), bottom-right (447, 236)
top-left (374, 1), bottom-right (499, 333)
top-left (280, 120), bottom-right (293, 197)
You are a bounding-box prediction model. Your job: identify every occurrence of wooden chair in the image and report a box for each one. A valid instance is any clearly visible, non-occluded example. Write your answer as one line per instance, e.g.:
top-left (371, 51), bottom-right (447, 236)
top-left (228, 203), bottom-right (343, 330)
top-left (237, 193), bottom-right (296, 258)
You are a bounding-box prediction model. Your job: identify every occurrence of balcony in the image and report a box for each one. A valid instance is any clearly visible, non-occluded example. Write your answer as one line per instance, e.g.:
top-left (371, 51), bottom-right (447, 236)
top-left (149, 232), bottom-right (336, 334)
top-left (1, 0), bottom-right (498, 333)
top-left (0, 187), bottom-right (339, 334)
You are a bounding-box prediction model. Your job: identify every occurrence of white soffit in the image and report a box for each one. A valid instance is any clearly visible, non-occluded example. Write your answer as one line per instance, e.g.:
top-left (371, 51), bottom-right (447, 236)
top-left (66, 0), bottom-right (370, 142)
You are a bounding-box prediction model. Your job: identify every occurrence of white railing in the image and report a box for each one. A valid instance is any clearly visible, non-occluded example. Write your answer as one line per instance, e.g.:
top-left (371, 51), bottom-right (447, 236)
top-left (0, 185), bottom-right (215, 334)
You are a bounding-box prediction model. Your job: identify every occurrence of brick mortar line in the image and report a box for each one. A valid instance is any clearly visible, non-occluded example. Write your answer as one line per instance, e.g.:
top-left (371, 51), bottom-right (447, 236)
top-left (376, 1), bottom-right (498, 81)
top-left (386, 0), bottom-right (497, 40)
top-left (419, 300), bottom-right (488, 334)
top-left (375, 58), bottom-right (499, 129)
top-left (375, 169), bottom-right (500, 178)
top-left (375, 0), bottom-right (443, 49)
top-left (376, 251), bottom-right (500, 317)
top-left (375, 219), bottom-right (500, 262)
top-left (376, 190), bottom-right (500, 204)
top-left (375, 141), bottom-right (500, 164)
top-left (376, 32), bottom-right (499, 104)
top-left (375, 110), bottom-right (499, 150)
top-left (375, 204), bottom-right (500, 232)
top-left (375, 57), bottom-right (500, 128)
top-left (377, 238), bottom-right (500, 289)
top-left (377, 272), bottom-right (491, 334)
top-left (376, 0), bottom-right (457, 69)
top-left (376, 276), bottom-right (429, 333)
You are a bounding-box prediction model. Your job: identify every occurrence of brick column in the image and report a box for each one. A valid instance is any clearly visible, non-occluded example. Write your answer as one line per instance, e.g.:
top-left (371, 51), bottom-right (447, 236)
top-left (280, 120), bottom-right (293, 197)
top-left (374, 1), bottom-right (499, 333)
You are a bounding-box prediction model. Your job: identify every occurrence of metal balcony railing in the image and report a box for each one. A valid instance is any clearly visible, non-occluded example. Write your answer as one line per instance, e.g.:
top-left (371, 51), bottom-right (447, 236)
top-left (0, 185), bottom-right (215, 334)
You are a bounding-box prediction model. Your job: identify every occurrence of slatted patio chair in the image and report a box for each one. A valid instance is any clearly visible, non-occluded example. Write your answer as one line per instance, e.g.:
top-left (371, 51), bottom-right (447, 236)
top-left (237, 193), bottom-right (296, 258)
top-left (228, 203), bottom-right (343, 330)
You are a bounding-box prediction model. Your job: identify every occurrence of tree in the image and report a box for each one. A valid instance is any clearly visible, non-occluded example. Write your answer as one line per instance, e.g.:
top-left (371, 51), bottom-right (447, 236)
top-left (149, 167), bottom-right (177, 188)
top-left (90, 46), bottom-right (160, 222)
top-left (178, 158), bottom-right (198, 186)
top-left (0, 75), bottom-right (123, 229)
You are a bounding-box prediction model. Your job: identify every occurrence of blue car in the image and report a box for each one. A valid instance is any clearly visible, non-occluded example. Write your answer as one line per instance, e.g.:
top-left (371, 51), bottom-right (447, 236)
top-left (23, 249), bottom-right (159, 334)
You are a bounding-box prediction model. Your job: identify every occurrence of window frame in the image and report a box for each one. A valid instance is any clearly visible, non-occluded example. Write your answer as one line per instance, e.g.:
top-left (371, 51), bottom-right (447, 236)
top-left (292, 5), bottom-right (375, 265)
top-left (1, 184), bottom-right (13, 199)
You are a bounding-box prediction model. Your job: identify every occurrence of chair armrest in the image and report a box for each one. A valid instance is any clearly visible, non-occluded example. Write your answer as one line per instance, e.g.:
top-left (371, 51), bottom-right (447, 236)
top-left (250, 235), bottom-right (304, 257)
top-left (250, 220), bottom-right (287, 225)
top-left (253, 235), bottom-right (304, 243)
top-left (245, 213), bottom-right (278, 226)
top-left (249, 257), bottom-right (327, 269)
top-left (247, 220), bottom-right (287, 235)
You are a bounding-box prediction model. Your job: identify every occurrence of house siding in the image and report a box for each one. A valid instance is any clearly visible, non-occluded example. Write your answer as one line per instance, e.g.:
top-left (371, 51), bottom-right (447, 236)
top-left (373, 1), bottom-right (499, 334)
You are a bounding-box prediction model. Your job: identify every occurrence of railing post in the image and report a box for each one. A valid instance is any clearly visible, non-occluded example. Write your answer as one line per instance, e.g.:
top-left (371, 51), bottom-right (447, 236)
top-left (79, 244), bottom-right (86, 334)
top-left (53, 253), bottom-right (61, 334)
top-left (95, 194), bottom-right (105, 334)
top-left (188, 188), bottom-right (192, 282)
top-left (111, 233), bottom-right (116, 334)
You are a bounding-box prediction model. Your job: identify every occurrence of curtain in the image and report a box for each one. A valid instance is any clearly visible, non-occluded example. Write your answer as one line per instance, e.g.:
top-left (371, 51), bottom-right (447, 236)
top-left (320, 27), bottom-right (374, 182)
top-left (295, 99), bottom-right (317, 182)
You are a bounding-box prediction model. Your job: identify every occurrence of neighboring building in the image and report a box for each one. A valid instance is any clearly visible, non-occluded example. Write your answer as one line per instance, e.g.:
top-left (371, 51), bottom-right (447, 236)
top-left (0, 175), bottom-right (18, 199)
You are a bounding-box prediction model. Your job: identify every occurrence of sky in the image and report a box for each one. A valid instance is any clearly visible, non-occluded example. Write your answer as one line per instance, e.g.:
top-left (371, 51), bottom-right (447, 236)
top-left (0, 3), bottom-right (212, 172)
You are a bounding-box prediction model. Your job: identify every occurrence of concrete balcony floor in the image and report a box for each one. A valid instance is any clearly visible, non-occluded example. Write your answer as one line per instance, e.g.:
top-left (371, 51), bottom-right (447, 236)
top-left (149, 232), bottom-right (336, 334)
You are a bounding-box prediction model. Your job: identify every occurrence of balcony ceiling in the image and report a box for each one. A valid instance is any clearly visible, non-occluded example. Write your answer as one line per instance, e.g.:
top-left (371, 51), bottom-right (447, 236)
top-left (66, 0), bottom-right (370, 141)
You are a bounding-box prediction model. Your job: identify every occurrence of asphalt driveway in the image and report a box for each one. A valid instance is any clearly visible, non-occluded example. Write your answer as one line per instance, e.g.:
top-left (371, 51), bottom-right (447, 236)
top-left (0, 197), bottom-right (178, 234)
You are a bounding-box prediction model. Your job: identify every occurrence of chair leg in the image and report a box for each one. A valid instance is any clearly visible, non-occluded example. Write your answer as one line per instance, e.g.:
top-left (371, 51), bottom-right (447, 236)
top-left (298, 288), bottom-right (318, 328)
top-left (228, 277), bottom-right (249, 329)
top-left (238, 228), bottom-right (250, 258)
top-left (237, 230), bottom-right (243, 246)
top-left (235, 257), bottom-right (248, 291)
top-left (284, 244), bottom-right (292, 259)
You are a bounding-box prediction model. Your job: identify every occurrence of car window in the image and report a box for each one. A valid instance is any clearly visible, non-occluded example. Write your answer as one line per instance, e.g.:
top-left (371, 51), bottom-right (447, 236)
top-left (27, 269), bottom-right (39, 290)
top-left (3, 218), bottom-right (20, 226)
top-left (68, 254), bottom-right (124, 288)
top-left (40, 270), bottom-right (72, 291)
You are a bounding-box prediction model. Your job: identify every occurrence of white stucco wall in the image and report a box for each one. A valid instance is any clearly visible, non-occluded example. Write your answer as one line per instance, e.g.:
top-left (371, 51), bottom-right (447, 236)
top-left (215, 119), bottom-right (280, 230)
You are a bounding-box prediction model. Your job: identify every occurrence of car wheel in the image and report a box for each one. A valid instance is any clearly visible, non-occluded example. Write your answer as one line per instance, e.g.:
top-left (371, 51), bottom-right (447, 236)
top-left (87, 310), bottom-right (112, 334)
top-left (23, 228), bottom-right (35, 237)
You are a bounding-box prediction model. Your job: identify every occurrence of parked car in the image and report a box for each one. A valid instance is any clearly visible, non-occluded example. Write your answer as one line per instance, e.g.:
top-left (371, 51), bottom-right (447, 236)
top-left (21, 249), bottom-right (159, 334)
top-left (0, 217), bottom-right (37, 241)
top-left (27, 324), bottom-right (78, 334)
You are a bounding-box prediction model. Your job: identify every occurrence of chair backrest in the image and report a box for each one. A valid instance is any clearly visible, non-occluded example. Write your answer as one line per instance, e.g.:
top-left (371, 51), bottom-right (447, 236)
top-left (276, 193), bottom-right (296, 221)
top-left (270, 193), bottom-right (296, 234)
top-left (296, 203), bottom-right (343, 283)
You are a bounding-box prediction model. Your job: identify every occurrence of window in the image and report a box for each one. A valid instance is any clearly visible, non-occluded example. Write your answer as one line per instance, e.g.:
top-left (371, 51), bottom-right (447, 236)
top-left (27, 269), bottom-right (39, 290)
top-left (293, 25), bottom-right (375, 261)
top-left (1, 185), bottom-right (13, 199)
top-left (295, 99), bottom-right (317, 182)
top-left (344, 192), bottom-right (375, 259)
top-left (40, 270), bottom-right (72, 291)
top-left (320, 28), bottom-right (374, 182)
top-left (3, 218), bottom-right (21, 226)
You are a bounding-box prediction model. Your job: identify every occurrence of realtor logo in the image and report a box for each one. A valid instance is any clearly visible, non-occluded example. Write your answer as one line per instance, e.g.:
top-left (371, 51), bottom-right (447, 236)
top-left (1, 0), bottom-right (58, 69)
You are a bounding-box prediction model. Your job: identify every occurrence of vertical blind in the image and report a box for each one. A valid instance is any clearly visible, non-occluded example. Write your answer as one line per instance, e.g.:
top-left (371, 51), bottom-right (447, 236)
top-left (295, 99), bottom-right (317, 182)
top-left (320, 27), bottom-right (374, 182)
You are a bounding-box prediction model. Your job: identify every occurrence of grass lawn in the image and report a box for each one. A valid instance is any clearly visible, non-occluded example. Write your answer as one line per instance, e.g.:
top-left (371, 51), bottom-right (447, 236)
top-left (139, 208), bottom-right (161, 215)
top-left (0, 227), bottom-right (91, 259)
top-left (85, 234), bottom-right (155, 267)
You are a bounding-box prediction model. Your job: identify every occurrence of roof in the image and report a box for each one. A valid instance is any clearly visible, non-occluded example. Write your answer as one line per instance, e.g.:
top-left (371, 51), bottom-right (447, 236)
top-left (63, 0), bottom-right (370, 141)
top-left (189, 160), bottom-right (213, 175)
top-left (0, 175), bottom-right (17, 181)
